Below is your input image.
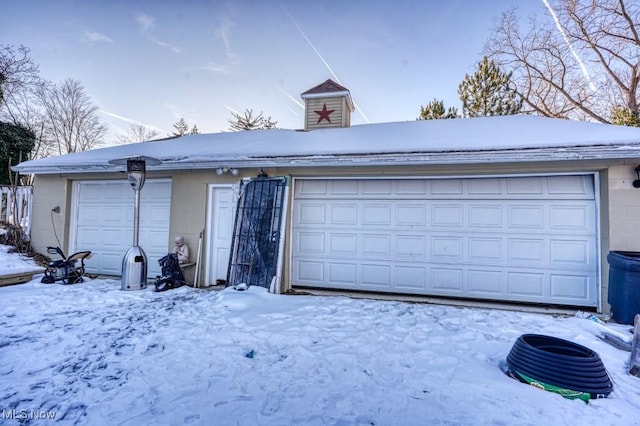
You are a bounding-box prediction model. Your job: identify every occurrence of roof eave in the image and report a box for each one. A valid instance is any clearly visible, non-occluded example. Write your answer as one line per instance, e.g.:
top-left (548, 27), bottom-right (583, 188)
top-left (14, 145), bottom-right (640, 175)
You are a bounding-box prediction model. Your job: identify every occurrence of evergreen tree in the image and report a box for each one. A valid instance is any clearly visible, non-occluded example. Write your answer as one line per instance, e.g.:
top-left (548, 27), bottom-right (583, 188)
top-left (170, 117), bottom-right (190, 137)
top-left (0, 121), bottom-right (35, 185)
top-left (611, 106), bottom-right (640, 127)
top-left (228, 109), bottom-right (277, 131)
top-left (189, 124), bottom-right (199, 135)
top-left (458, 56), bottom-right (522, 118)
top-left (418, 99), bottom-right (459, 120)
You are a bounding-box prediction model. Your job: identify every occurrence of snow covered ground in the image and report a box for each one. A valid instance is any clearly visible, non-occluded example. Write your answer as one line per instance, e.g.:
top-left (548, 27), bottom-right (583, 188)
top-left (1, 245), bottom-right (639, 425)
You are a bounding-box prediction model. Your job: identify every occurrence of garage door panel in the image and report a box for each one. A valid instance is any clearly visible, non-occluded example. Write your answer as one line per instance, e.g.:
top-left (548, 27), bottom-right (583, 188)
top-left (469, 238), bottom-right (502, 262)
top-left (432, 205), bottom-right (463, 227)
top-left (508, 272), bottom-right (545, 297)
top-left (432, 268), bottom-right (463, 292)
top-left (431, 236), bottom-right (463, 259)
top-left (329, 233), bottom-right (357, 255)
top-left (550, 204), bottom-right (592, 230)
top-left (297, 232), bottom-right (325, 253)
top-left (362, 204), bottom-right (391, 225)
top-left (330, 204), bottom-right (357, 224)
top-left (509, 239), bottom-right (544, 263)
top-left (469, 205), bottom-right (503, 227)
top-left (362, 264), bottom-right (390, 287)
top-left (293, 177), bottom-right (598, 307)
top-left (468, 270), bottom-right (503, 294)
top-left (298, 203), bottom-right (326, 224)
top-left (362, 234), bottom-right (391, 257)
top-left (551, 274), bottom-right (590, 300)
top-left (432, 179), bottom-right (463, 195)
top-left (508, 205), bottom-right (545, 229)
top-left (548, 175), bottom-right (593, 196)
top-left (468, 178), bottom-right (502, 195)
top-left (363, 180), bottom-right (392, 195)
top-left (396, 266), bottom-right (426, 289)
top-left (397, 204), bottom-right (427, 225)
top-left (396, 235), bottom-right (426, 258)
top-left (396, 180), bottom-right (428, 195)
top-left (296, 260), bottom-right (324, 282)
top-left (507, 177), bottom-right (544, 195)
top-left (329, 262), bottom-right (356, 284)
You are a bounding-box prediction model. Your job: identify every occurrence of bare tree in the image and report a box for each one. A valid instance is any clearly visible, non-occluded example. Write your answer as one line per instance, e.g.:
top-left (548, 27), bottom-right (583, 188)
top-left (37, 79), bottom-right (108, 154)
top-left (228, 109), bottom-right (277, 131)
top-left (485, 1), bottom-right (640, 123)
top-left (0, 44), bottom-right (40, 105)
top-left (118, 122), bottom-right (160, 143)
top-left (2, 87), bottom-right (54, 160)
top-left (0, 45), bottom-right (52, 160)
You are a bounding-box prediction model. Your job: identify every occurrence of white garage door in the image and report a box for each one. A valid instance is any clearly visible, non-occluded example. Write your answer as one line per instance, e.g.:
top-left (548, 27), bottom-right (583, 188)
top-left (292, 176), bottom-right (598, 307)
top-left (71, 180), bottom-right (172, 277)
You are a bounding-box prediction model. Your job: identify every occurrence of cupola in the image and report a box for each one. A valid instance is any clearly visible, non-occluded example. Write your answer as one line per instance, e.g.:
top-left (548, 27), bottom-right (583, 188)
top-left (300, 79), bottom-right (354, 130)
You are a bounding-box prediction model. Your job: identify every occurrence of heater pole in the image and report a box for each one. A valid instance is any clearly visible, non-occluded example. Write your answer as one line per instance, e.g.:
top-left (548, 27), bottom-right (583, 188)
top-left (133, 189), bottom-right (140, 246)
top-left (108, 155), bottom-right (162, 291)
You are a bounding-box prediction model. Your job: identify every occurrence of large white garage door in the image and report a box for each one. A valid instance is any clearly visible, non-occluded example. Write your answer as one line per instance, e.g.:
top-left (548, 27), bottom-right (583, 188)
top-left (292, 176), bottom-right (598, 307)
top-left (71, 180), bottom-right (172, 277)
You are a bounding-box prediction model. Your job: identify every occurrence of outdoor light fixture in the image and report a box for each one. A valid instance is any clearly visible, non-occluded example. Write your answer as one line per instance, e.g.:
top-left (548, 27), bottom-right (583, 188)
top-left (633, 165), bottom-right (640, 188)
top-left (108, 155), bottom-right (162, 290)
top-left (215, 167), bottom-right (239, 176)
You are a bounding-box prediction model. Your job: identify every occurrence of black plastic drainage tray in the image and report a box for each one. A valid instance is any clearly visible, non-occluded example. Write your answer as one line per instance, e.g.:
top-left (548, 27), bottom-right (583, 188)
top-left (505, 334), bottom-right (613, 402)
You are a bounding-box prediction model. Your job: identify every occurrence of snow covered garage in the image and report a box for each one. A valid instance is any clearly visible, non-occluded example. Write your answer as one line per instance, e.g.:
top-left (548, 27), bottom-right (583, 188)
top-left (13, 80), bottom-right (640, 313)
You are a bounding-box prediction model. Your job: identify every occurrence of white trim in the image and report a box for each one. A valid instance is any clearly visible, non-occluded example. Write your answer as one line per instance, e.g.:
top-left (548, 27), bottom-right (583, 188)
top-left (301, 91), bottom-right (350, 99)
top-left (273, 178), bottom-right (290, 293)
top-left (594, 171), bottom-right (602, 312)
top-left (293, 171), bottom-right (598, 181)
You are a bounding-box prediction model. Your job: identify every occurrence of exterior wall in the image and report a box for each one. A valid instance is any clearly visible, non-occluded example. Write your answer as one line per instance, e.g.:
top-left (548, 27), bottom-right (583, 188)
top-left (304, 97), bottom-right (345, 131)
top-left (608, 164), bottom-right (640, 251)
top-left (30, 175), bottom-right (71, 256)
top-left (28, 159), bottom-right (638, 312)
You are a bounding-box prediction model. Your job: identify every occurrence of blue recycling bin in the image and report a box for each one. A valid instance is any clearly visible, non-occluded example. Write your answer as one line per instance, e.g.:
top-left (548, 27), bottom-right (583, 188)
top-left (607, 251), bottom-right (640, 325)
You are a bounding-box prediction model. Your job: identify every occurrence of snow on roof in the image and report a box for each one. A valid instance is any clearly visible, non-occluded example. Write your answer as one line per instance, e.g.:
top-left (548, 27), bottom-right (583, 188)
top-left (13, 115), bottom-right (640, 174)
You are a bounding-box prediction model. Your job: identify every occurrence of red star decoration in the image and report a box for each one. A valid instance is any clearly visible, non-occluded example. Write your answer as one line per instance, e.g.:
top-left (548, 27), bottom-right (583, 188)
top-left (314, 103), bottom-right (335, 124)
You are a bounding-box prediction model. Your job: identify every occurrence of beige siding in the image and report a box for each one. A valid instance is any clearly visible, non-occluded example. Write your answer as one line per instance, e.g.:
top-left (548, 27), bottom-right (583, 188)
top-left (608, 164), bottom-right (640, 251)
top-left (30, 175), bottom-right (71, 256)
top-left (304, 97), bottom-right (344, 130)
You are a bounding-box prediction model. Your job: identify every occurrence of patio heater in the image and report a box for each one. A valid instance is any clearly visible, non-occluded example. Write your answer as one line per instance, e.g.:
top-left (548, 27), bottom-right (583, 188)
top-left (108, 156), bottom-right (162, 290)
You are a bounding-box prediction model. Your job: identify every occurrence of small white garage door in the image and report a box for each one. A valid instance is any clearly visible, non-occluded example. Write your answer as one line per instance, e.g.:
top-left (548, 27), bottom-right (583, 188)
top-left (71, 179), bottom-right (171, 277)
top-left (292, 176), bottom-right (598, 307)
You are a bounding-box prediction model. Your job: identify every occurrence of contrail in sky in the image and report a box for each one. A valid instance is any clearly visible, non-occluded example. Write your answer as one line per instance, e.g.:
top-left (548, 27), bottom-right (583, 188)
top-left (278, 3), bottom-right (370, 123)
top-left (541, 0), bottom-right (597, 92)
top-left (99, 109), bottom-right (161, 131)
top-left (278, 86), bottom-right (305, 109)
top-left (224, 105), bottom-right (242, 115)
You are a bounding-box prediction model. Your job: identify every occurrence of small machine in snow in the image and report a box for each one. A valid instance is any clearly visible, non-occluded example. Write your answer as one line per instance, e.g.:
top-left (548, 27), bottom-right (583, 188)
top-left (41, 246), bottom-right (92, 284)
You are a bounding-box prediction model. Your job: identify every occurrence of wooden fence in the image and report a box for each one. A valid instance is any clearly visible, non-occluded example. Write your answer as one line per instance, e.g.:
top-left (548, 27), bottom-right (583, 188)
top-left (0, 186), bottom-right (33, 236)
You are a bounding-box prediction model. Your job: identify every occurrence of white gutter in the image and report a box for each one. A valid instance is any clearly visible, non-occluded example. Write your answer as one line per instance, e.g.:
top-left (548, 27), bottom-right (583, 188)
top-left (12, 145), bottom-right (640, 175)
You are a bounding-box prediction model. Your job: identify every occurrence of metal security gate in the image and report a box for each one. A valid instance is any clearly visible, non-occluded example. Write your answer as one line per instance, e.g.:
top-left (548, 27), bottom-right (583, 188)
top-left (227, 177), bottom-right (288, 288)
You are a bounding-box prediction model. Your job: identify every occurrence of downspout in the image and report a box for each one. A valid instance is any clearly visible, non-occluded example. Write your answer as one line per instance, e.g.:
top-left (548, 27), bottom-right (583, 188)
top-left (271, 176), bottom-right (290, 294)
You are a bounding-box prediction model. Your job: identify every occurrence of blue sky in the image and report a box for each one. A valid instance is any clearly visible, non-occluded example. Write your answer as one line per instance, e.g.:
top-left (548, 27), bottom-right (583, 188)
top-left (2, 0), bottom-right (545, 143)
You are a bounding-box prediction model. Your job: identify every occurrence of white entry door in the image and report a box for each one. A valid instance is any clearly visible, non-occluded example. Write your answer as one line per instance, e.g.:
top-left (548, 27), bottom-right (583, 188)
top-left (206, 185), bottom-right (237, 285)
